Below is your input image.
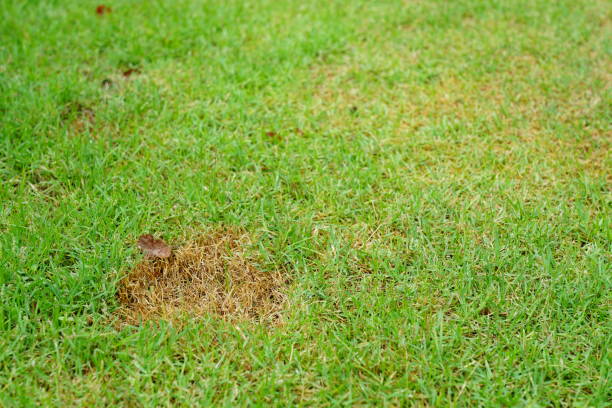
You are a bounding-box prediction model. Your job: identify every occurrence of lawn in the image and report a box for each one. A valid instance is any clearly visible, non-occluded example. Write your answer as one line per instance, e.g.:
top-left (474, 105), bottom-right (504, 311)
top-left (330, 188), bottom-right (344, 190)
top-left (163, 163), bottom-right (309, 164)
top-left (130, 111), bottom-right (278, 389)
top-left (1, 0), bottom-right (610, 406)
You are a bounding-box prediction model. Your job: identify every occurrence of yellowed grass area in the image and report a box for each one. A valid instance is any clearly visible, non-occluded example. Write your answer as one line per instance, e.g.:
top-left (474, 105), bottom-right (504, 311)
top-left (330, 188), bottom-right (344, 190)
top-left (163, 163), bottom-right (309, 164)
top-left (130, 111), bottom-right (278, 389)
top-left (117, 229), bottom-right (286, 325)
top-left (288, 45), bottom-right (610, 186)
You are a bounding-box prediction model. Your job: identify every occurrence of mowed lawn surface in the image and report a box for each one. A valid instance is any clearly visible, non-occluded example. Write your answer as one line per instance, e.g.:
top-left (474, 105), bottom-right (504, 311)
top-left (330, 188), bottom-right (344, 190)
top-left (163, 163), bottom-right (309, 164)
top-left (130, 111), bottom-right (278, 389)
top-left (1, 0), bottom-right (610, 406)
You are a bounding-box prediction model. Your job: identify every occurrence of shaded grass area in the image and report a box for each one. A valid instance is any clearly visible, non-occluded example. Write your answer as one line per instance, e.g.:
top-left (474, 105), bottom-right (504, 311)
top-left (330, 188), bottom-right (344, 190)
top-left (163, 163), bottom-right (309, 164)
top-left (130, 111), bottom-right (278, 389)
top-left (1, 0), bottom-right (610, 405)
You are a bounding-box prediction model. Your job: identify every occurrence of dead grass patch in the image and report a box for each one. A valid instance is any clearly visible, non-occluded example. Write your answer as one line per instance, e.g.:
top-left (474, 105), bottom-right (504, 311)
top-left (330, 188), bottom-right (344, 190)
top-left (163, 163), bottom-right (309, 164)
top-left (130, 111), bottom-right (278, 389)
top-left (116, 229), bottom-right (287, 325)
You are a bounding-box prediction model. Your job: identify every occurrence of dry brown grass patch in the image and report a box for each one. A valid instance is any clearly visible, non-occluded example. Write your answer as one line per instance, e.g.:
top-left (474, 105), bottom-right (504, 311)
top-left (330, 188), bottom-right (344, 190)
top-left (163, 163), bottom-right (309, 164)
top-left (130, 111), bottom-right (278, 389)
top-left (116, 229), bottom-right (286, 325)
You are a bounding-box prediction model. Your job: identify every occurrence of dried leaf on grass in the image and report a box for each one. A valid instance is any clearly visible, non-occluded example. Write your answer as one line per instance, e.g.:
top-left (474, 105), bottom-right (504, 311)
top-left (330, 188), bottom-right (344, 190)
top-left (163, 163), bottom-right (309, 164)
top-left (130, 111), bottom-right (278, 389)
top-left (117, 229), bottom-right (286, 325)
top-left (96, 5), bottom-right (111, 15)
top-left (122, 68), bottom-right (141, 78)
top-left (137, 234), bottom-right (172, 258)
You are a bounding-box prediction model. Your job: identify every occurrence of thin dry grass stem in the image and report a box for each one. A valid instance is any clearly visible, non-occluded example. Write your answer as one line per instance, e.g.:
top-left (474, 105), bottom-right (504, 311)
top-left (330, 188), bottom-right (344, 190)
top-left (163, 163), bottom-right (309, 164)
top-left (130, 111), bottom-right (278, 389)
top-left (116, 229), bottom-right (286, 326)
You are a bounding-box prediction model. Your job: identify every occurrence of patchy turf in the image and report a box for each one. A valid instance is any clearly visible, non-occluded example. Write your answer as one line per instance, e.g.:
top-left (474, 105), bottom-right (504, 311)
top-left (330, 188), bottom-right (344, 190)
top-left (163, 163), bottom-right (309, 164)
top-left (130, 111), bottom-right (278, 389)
top-left (0, 0), bottom-right (610, 406)
top-left (117, 229), bottom-right (286, 325)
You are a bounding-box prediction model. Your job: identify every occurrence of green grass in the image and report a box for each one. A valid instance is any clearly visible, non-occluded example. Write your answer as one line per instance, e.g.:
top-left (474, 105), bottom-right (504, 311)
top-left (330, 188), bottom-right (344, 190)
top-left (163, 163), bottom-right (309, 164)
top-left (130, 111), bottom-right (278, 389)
top-left (1, 0), bottom-right (610, 406)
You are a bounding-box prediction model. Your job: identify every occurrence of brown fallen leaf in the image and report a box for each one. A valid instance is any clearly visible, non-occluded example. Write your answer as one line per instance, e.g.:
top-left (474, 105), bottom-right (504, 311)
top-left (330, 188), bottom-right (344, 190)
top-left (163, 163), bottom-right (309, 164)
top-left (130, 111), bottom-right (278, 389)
top-left (96, 5), bottom-right (111, 15)
top-left (137, 234), bottom-right (172, 258)
top-left (122, 68), bottom-right (141, 78)
top-left (479, 307), bottom-right (493, 316)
